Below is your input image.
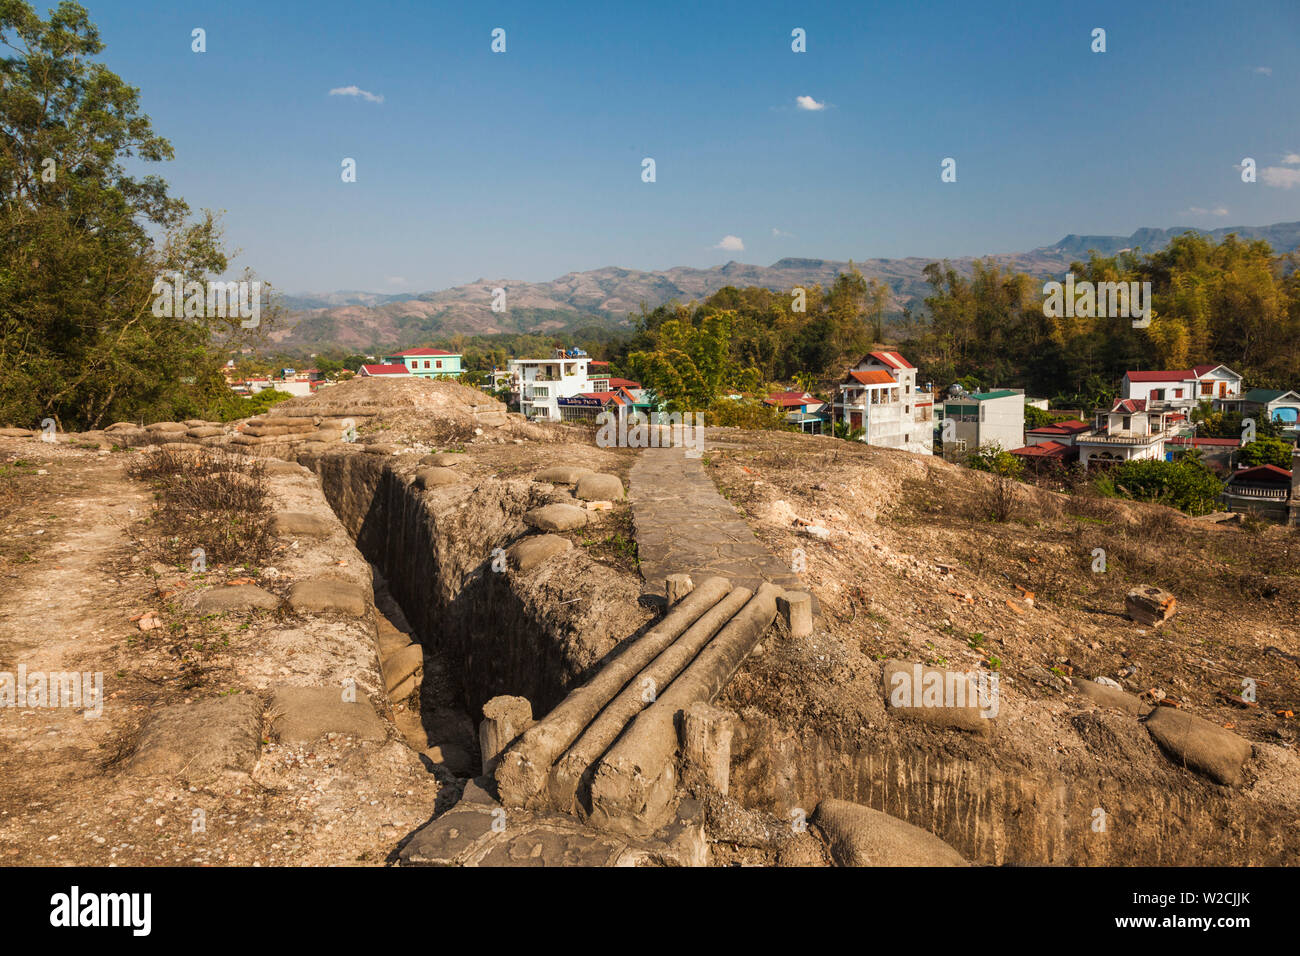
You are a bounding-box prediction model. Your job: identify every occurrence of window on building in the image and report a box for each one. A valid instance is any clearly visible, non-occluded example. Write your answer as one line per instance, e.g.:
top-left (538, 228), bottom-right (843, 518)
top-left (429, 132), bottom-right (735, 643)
top-left (436, 360), bottom-right (442, 369)
top-left (423, 361), bottom-right (430, 369)
top-left (1174, 388), bottom-right (1183, 398)
top-left (1201, 382), bottom-right (1212, 395)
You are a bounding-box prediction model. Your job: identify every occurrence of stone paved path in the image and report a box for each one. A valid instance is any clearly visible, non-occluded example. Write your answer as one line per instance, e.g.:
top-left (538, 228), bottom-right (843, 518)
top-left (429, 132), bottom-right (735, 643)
top-left (629, 446), bottom-right (813, 605)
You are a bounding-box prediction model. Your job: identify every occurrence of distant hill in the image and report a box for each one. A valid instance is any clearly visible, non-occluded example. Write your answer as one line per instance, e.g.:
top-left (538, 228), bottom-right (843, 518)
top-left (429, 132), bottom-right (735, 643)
top-left (269, 221), bottom-right (1300, 354)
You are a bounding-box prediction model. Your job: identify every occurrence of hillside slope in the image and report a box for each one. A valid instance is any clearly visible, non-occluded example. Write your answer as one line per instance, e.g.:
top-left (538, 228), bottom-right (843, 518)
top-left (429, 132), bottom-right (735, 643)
top-left (271, 221), bottom-right (1300, 353)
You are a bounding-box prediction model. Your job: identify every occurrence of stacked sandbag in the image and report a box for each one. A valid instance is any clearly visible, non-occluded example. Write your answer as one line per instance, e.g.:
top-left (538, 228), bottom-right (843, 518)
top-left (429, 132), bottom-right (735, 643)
top-left (145, 421), bottom-right (192, 444)
top-left (102, 421), bottom-right (149, 446)
top-left (229, 415), bottom-right (360, 450)
top-left (186, 422), bottom-right (227, 444)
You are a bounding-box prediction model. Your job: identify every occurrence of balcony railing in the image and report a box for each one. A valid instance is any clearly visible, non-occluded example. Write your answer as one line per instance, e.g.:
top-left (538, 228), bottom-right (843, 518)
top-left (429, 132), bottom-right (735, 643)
top-left (1226, 485), bottom-right (1289, 500)
top-left (1079, 433), bottom-right (1163, 445)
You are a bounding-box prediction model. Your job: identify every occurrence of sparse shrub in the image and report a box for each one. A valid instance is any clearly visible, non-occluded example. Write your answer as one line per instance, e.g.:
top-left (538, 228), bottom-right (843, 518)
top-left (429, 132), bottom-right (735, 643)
top-left (128, 448), bottom-right (276, 565)
top-left (965, 443), bottom-right (1023, 479)
top-left (1133, 508), bottom-right (1180, 541)
top-left (976, 472), bottom-right (1019, 523)
top-left (1240, 511), bottom-right (1268, 535)
top-left (424, 418), bottom-right (479, 445)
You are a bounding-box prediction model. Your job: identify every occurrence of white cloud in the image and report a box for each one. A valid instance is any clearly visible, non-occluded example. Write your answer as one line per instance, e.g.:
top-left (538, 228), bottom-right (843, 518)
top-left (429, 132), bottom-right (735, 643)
top-left (1185, 206), bottom-right (1229, 216)
top-left (329, 85), bottom-right (384, 104)
top-left (795, 95), bottom-right (826, 111)
top-left (386, 276), bottom-right (408, 286)
top-left (771, 227), bottom-right (794, 238)
top-left (1253, 66), bottom-right (1272, 75)
top-left (1282, 153), bottom-right (1300, 165)
top-left (1261, 166), bottom-right (1300, 189)
top-left (714, 235), bottom-right (745, 252)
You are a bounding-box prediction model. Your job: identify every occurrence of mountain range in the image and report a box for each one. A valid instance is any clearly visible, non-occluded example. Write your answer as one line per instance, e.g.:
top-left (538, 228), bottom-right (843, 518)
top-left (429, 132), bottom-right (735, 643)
top-left (269, 221), bottom-right (1300, 355)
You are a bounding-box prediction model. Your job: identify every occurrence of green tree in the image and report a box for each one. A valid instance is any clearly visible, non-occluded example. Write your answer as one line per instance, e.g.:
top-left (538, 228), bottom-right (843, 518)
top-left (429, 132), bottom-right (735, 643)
top-left (0, 1), bottom-right (269, 429)
top-left (1105, 459), bottom-right (1224, 515)
top-left (965, 443), bottom-right (1024, 478)
top-left (1239, 436), bottom-right (1294, 469)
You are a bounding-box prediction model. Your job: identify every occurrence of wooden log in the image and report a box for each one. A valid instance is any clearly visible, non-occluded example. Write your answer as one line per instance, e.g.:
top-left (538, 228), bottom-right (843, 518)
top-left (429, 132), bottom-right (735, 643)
top-left (587, 582), bottom-right (780, 838)
top-left (479, 695), bottom-right (534, 778)
top-left (494, 576), bottom-right (733, 807)
top-left (679, 701), bottom-right (735, 795)
top-left (546, 586), bottom-right (752, 813)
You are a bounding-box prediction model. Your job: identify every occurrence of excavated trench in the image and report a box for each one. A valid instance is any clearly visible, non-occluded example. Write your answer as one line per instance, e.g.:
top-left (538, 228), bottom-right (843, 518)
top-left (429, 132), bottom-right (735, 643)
top-left (298, 450), bottom-right (651, 758)
top-left (298, 450), bottom-right (1298, 866)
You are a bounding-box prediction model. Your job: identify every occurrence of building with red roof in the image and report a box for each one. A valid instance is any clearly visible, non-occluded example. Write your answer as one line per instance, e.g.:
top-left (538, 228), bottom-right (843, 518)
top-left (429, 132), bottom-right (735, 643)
top-left (358, 363), bottom-right (411, 377)
top-left (1223, 462), bottom-right (1296, 522)
top-left (1121, 364), bottom-right (1242, 410)
top-left (383, 348), bottom-right (463, 378)
top-left (832, 351), bottom-right (932, 455)
top-left (1076, 397), bottom-right (1181, 470)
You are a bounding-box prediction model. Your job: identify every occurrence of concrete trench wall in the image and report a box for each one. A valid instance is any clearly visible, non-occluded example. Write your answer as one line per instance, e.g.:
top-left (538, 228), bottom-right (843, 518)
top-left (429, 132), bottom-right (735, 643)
top-left (300, 449), bottom-right (650, 719)
top-left (728, 715), bottom-right (1298, 865)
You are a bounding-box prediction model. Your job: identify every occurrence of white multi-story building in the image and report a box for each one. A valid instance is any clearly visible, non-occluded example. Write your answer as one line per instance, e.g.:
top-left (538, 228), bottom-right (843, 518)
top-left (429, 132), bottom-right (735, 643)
top-left (1075, 398), bottom-right (1180, 470)
top-left (939, 388), bottom-right (1025, 458)
top-left (831, 351), bottom-right (933, 455)
top-left (1121, 364), bottom-right (1242, 411)
top-left (502, 349), bottom-right (593, 421)
top-left (500, 350), bottom-right (640, 422)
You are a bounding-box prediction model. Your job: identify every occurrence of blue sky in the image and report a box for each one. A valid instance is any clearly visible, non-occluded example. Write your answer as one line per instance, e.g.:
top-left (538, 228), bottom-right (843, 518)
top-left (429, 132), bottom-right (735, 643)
top-left (87, 0), bottom-right (1300, 293)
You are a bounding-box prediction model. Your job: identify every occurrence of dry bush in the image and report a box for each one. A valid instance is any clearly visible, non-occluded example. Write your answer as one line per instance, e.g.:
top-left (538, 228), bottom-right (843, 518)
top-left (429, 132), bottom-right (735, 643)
top-left (1066, 492), bottom-right (1119, 523)
top-left (1132, 508), bottom-right (1181, 542)
top-left (1240, 511), bottom-right (1268, 535)
top-left (424, 418), bottom-right (480, 446)
top-left (968, 473), bottom-right (1019, 523)
top-left (128, 448), bottom-right (275, 566)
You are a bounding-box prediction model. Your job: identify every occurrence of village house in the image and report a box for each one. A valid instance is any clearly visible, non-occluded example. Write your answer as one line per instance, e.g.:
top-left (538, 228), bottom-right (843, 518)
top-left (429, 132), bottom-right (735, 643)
top-left (1121, 364), bottom-right (1243, 411)
top-left (557, 386), bottom-right (651, 422)
top-left (1074, 398), bottom-right (1180, 470)
top-left (1222, 463), bottom-right (1295, 522)
top-left (497, 348), bottom-right (636, 422)
top-left (383, 348), bottom-right (463, 379)
top-left (764, 391), bottom-right (829, 434)
top-left (832, 351), bottom-right (933, 455)
top-left (1009, 418), bottom-right (1093, 467)
top-left (1022, 418), bottom-right (1092, 448)
top-left (940, 387), bottom-right (1024, 459)
top-left (1216, 387), bottom-right (1300, 439)
top-left (358, 363), bottom-right (412, 378)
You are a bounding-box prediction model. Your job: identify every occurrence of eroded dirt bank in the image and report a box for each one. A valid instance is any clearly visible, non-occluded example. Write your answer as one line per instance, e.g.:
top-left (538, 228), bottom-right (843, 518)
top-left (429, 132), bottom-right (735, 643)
top-left (706, 428), bottom-right (1300, 866)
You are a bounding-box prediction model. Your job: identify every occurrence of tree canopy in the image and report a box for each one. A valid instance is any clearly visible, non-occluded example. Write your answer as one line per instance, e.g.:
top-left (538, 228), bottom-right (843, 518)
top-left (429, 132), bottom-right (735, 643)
top-left (0, 0), bottom-right (271, 429)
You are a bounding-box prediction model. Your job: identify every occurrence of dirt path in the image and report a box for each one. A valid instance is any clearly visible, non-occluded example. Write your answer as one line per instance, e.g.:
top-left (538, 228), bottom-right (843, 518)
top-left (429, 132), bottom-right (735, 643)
top-left (0, 448), bottom-right (156, 862)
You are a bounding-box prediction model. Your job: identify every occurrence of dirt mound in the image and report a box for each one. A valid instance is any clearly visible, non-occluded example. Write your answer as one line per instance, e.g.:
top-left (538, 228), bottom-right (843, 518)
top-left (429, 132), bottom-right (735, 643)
top-left (269, 376), bottom-right (506, 418)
